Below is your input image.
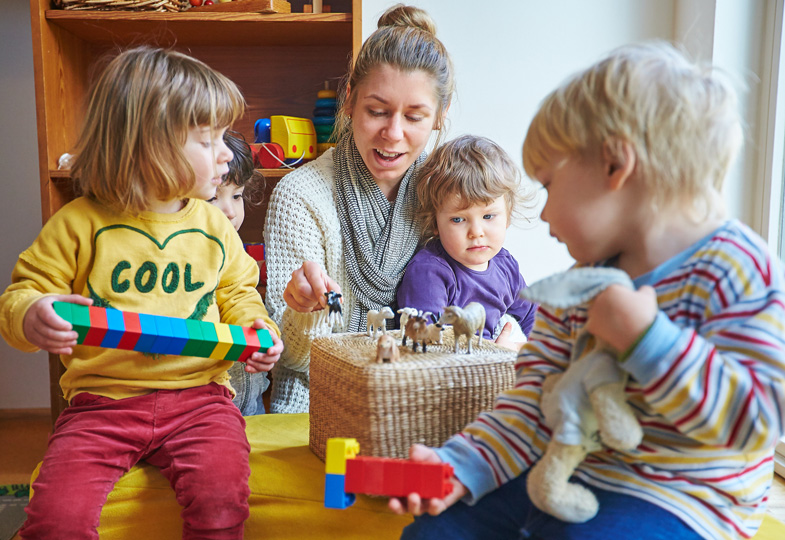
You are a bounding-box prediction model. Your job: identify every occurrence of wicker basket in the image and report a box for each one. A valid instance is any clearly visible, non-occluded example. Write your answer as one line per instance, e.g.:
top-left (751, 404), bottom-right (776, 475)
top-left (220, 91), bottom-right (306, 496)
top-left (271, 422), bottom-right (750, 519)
top-left (309, 329), bottom-right (516, 460)
top-left (54, 0), bottom-right (189, 11)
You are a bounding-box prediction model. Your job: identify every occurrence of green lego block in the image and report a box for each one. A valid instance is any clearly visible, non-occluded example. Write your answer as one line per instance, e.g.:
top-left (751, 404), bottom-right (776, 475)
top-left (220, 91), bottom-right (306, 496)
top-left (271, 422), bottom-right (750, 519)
top-left (226, 325), bottom-right (247, 361)
top-left (198, 321), bottom-right (220, 358)
top-left (69, 303), bottom-right (91, 344)
top-left (180, 318), bottom-right (210, 357)
top-left (256, 328), bottom-right (274, 351)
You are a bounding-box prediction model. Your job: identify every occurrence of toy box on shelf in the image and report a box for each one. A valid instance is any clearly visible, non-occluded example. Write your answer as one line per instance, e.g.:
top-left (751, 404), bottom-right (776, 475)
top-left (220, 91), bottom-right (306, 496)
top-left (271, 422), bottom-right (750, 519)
top-left (309, 329), bottom-right (516, 460)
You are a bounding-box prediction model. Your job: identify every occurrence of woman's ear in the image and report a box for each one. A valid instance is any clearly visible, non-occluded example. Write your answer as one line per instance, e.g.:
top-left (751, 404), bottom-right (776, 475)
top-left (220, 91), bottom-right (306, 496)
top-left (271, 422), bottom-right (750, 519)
top-left (434, 101), bottom-right (451, 130)
top-left (602, 138), bottom-right (636, 190)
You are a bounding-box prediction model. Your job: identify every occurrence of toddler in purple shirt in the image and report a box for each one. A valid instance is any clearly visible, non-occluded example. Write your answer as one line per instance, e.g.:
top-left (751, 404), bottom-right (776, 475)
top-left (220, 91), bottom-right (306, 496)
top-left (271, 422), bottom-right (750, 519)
top-left (397, 135), bottom-right (538, 351)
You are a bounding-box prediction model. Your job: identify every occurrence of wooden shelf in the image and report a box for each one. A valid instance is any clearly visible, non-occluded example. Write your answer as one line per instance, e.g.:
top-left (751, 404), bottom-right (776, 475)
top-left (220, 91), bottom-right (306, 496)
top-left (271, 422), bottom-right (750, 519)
top-left (51, 168), bottom-right (290, 181)
top-left (45, 10), bottom-right (352, 47)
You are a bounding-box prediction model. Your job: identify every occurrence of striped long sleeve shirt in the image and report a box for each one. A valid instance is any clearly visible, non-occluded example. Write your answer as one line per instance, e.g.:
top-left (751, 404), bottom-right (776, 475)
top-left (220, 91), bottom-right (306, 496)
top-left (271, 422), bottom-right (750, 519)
top-left (436, 220), bottom-right (785, 540)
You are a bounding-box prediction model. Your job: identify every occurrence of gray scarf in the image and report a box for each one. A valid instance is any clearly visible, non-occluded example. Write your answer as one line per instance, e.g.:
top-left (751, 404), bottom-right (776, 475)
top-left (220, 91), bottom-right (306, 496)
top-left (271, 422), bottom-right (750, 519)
top-left (333, 134), bottom-right (424, 332)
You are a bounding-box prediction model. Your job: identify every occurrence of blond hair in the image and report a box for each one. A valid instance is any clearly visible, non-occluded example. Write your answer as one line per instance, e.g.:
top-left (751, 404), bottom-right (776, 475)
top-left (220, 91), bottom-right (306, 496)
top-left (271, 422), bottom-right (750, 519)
top-left (71, 46), bottom-right (245, 214)
top-left (523, 41), bottom-right (742, 217)
top-left (333, 4), bottom-right (454, 146)
top-left (417, 135), bottom-right (531, 243)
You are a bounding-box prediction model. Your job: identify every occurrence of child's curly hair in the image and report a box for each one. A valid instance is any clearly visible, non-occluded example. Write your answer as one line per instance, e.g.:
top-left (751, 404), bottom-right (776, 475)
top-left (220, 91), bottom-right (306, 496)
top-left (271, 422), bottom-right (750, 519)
top-left (224, 131), bottom-right (264, 206)
top-left (417, 135), bottom-right (534, 244)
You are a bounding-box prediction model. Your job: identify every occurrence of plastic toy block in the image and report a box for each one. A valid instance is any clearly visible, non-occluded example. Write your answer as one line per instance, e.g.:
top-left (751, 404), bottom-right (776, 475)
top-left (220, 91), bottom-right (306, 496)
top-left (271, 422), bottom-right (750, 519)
top-left (165, 317), bottom-right (189, 355)
top-left (344, 456), bottom-right (454, 499)
top-left (82, 306), bottom-right (109, 346)
top-left (243, 243), bottom-right (265, 262)
top-left (209, 323), bottom-right (234, 360)
top-left (117, 311), bottom-right (142, 350)
top-left (100, 309), bottom-right (126, 349)
top-left (325, 438), bottom-right (360, 475)
top-left (52, 302), bottom-right (272, 361)
top-left (134, 313), bottom-right (158, 353)
top-left (324, 474), bottom-right (355, 509)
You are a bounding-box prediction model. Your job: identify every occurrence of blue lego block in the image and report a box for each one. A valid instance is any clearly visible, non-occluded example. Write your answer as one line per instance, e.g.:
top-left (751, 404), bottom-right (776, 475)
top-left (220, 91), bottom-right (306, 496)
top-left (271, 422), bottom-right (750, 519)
top-left (324, 474), bottom-right (355, 509)
top-left (100, 308), bottom-right (125, 349)
top-left (165, 316), bottom-right (189, 355)
top-left (149, 315), bottom-right (173, 354)
top-left (134, 313), bottom-right (158, 353)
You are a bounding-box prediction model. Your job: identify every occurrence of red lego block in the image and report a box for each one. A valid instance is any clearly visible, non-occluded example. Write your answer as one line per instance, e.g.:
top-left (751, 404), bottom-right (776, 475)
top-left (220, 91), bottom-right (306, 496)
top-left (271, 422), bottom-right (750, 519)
top-left (237, 326), bottom-right (261, 363)
top-left (344, 456), bottom-right (454, 499)
top-left (116, 311), bottom-right (142, 350)
top-left (82, 306), bottom-right (109, 346)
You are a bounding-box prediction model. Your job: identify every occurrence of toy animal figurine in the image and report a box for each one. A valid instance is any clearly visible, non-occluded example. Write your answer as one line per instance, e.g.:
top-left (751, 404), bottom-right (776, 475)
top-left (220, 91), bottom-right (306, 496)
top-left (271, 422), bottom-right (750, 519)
top-left (402, 313), bottom-right (430, 353)
top-left (424, 320), bottom-right (444, 345)
top-left (324, 291), bottom-right (343, 328)
top-left (366, 306), bottom-right (394, 338)
top-left (520, 267), bottom-right (644, 524)
top-left (438, 303), bottom-right (486, 354)
top-left (397, 307), bottom-right (417, 336)
top-left (375, 334), bottom-right (400, 363)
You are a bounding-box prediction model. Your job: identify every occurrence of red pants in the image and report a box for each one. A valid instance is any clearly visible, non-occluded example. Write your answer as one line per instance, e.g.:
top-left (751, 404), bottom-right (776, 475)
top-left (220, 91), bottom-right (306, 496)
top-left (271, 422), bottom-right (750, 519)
top-left (21, 383), bottom-right (250, 540)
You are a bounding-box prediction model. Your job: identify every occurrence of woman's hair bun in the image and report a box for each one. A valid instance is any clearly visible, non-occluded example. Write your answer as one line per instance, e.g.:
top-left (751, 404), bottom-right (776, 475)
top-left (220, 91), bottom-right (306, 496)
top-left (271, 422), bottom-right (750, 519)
top-left (377, 4), bottom-right (437, 35)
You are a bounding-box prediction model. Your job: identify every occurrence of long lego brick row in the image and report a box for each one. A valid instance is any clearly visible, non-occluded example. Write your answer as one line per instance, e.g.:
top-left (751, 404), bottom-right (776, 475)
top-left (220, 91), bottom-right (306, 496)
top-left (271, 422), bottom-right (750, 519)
top-left (52, 301), bottom-right (272, 361)
top-left (344, 456), bottom-right (454, 499)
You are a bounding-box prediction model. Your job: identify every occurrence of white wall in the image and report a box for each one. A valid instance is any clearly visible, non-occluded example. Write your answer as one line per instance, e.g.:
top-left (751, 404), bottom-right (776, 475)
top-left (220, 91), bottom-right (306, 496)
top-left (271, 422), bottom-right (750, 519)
top-left (0, 0), bottom-right (774, 409)
top-left (0, 0), bottom-right (50, 409)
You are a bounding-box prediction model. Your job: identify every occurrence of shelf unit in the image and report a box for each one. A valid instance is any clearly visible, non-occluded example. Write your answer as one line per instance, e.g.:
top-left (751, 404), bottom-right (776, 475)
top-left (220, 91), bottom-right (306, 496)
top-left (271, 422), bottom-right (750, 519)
top-left (28, 0), bottom-right (361, 422)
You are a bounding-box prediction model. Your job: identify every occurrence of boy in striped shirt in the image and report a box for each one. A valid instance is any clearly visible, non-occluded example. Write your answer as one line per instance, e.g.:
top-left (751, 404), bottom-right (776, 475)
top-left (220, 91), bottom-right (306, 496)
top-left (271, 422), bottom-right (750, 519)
top-left (390, 42), bottom-right (785, 540)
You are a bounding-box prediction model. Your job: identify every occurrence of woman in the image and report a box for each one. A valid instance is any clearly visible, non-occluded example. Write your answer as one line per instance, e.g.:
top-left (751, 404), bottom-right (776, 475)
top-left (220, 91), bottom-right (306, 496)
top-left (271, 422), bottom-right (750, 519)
top-left (264, 4), bottom-right (455, 413)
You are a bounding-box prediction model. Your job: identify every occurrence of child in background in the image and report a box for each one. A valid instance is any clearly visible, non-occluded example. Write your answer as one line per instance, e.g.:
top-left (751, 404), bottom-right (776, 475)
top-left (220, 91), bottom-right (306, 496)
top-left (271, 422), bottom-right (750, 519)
top-left (0, 46), bottom-right (283, 539)
top-left (209, 131), bottom-right (270, 415)
top-left (396, 135), bottom-right (537, 351)
top-left (391, 42), bottom-right (785, 540)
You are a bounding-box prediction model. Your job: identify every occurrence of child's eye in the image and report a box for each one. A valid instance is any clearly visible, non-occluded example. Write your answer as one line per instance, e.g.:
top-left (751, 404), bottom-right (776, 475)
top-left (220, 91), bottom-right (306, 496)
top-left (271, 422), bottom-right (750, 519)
top-left (232, 194), bottom-right (243, 201)
top-left (450, 217), bottom-right (464, 224)
top-left (206, 196), bottom-right (217, 204)
top-left (483, 214), bottom-right (496, 220)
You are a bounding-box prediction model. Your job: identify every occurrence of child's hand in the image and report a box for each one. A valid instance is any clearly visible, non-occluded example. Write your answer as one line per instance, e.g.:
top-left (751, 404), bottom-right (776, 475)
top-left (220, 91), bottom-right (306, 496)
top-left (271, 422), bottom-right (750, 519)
top-left (283, 261), bottom-right (341, 313)
top-left (585, 284), bottom-right (658, 352)
top-left (243, 319), bottom-right (283, 373)
top-left (494, 322), bottom-right (526, 352)
top-left (387, 444), bottom-right (468, 517)
top-left (23, 294), bottom-right (93, 354)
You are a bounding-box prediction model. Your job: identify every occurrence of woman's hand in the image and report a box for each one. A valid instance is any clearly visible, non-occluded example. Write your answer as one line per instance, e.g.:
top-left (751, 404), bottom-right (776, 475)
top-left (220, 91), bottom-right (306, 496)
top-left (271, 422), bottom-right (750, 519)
top-left (585, 284), bottom-right (658, 352)
top-left (283, 261), bottom-right (341, 313)
top-left (494, 322), bottom-right (525, 352)
top-left (244, 319), bottom-right (284, 373)
top-left (387, 444), bottom-right (467, 517)
top-left (22, 294), bottom-right (93, 354)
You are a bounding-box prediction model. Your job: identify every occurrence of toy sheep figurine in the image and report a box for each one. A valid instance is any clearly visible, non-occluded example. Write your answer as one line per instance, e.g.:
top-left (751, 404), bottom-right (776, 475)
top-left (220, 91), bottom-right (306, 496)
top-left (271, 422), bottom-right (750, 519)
top-left (520, 267), bottom-right (643, 523)
top-left (438, 303), bottom-right (486, 354)
top-left (375, 334), bottom-right (400, 363)
top-left (367, 306), bottom-right (394, 338)
top-left (397, 307), bottom-right (417, 336)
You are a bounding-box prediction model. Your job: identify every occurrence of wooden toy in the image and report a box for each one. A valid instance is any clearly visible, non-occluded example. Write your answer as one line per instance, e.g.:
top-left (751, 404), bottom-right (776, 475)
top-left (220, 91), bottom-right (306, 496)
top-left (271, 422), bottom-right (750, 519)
top-left (366, 306), bottom-right (394, 338)
top-left (324, 437), bottom-right (453, 509)
top-left (52, 301), bottom-right (272, 361)
top-left (438, 303), bottom-right (486, 354)
top-left (375, 334), bottom-right (399, 363)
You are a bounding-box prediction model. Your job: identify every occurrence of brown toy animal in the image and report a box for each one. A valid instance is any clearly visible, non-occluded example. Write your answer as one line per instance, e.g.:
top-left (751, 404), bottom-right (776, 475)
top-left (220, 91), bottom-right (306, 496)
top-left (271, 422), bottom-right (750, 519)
top-left (402, 313), bottom-right (430, 352)
top-left (376, 334), bottom-right (400, 363)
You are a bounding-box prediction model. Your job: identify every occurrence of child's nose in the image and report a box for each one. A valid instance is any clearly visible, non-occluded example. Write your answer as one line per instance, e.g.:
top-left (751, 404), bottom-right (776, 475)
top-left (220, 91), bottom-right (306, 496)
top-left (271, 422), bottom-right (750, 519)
top-left (468, 222), bottom-right (484, 238)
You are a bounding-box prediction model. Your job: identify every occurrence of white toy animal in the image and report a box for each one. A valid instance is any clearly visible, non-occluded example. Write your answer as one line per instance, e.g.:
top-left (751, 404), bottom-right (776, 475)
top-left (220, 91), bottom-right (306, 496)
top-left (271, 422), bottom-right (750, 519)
top-left (520, 267), bottom-right (643, 524)
top-left (425, 322), bottom-right (444, 345)
top-left (397, 307), bottom-right (418, 336)
top-left (366, 306), bottom-right (394, 338)
top-left (375, 334), bottom-right (400, 363)
top-left (438, 303), bottom-right (486, 354)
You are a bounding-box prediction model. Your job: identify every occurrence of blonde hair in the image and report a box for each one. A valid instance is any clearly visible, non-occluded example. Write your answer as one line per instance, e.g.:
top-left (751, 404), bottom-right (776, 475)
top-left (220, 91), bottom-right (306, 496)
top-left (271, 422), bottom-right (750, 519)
top-left (522, 41), bottom-right (742, 217)
top-left (417, 135), bottom-right (532, 243)
top-left (333, 4), bottom-right (454, 146)
top-left (71, 46), bottom-right (245, 214)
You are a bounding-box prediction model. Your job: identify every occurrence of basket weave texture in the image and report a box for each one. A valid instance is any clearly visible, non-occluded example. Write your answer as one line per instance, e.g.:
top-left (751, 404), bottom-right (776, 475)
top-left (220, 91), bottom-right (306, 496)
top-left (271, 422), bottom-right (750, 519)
top-left (309, 329), bottom-right (516, 460)
top-left (54, 0), bottom-right (189, 11)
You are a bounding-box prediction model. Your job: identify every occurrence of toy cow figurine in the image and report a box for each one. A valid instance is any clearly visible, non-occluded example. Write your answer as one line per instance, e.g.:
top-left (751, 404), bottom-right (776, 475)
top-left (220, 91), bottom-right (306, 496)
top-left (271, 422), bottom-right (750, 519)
top-left (367, 306), bottom-right (394, 338)
top-left (438, 303), bottom-right (486, 354)
top-left (324, 291), bottom-right (343, 328)
top-left (375, 334), bottom-right (400, 363)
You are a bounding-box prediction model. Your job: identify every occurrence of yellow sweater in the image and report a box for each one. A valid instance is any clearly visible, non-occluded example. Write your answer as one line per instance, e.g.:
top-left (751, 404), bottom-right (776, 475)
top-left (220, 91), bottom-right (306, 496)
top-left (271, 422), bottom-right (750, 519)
top-left (0, 197), bottom-right (278, 403)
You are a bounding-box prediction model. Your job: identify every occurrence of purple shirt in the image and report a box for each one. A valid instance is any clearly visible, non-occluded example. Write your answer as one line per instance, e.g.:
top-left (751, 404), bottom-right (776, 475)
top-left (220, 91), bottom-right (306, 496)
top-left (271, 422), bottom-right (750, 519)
top-left (396, 240), bottom-right (537, 339)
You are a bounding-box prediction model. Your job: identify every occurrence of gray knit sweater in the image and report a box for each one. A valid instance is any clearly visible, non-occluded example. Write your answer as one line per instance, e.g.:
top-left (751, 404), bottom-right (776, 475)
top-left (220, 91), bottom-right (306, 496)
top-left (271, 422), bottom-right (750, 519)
top-left (264, 149), bottom-right (356, 413)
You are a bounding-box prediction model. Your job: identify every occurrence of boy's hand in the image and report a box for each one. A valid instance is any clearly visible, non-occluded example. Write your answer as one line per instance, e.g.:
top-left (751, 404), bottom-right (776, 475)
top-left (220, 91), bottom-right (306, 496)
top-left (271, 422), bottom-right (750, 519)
top-left (494, 322), bottom-right (526, 352)
top-left (283, 261), bottom-right (341, 313)
top-left (243, 319), bottom-right (283, 373)
top-left (585, 284), bottom-right (658, 352)
top-left (23, 295), bottom-right (93, 354)
top-left (387, 444), bottom-right (467, 517)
